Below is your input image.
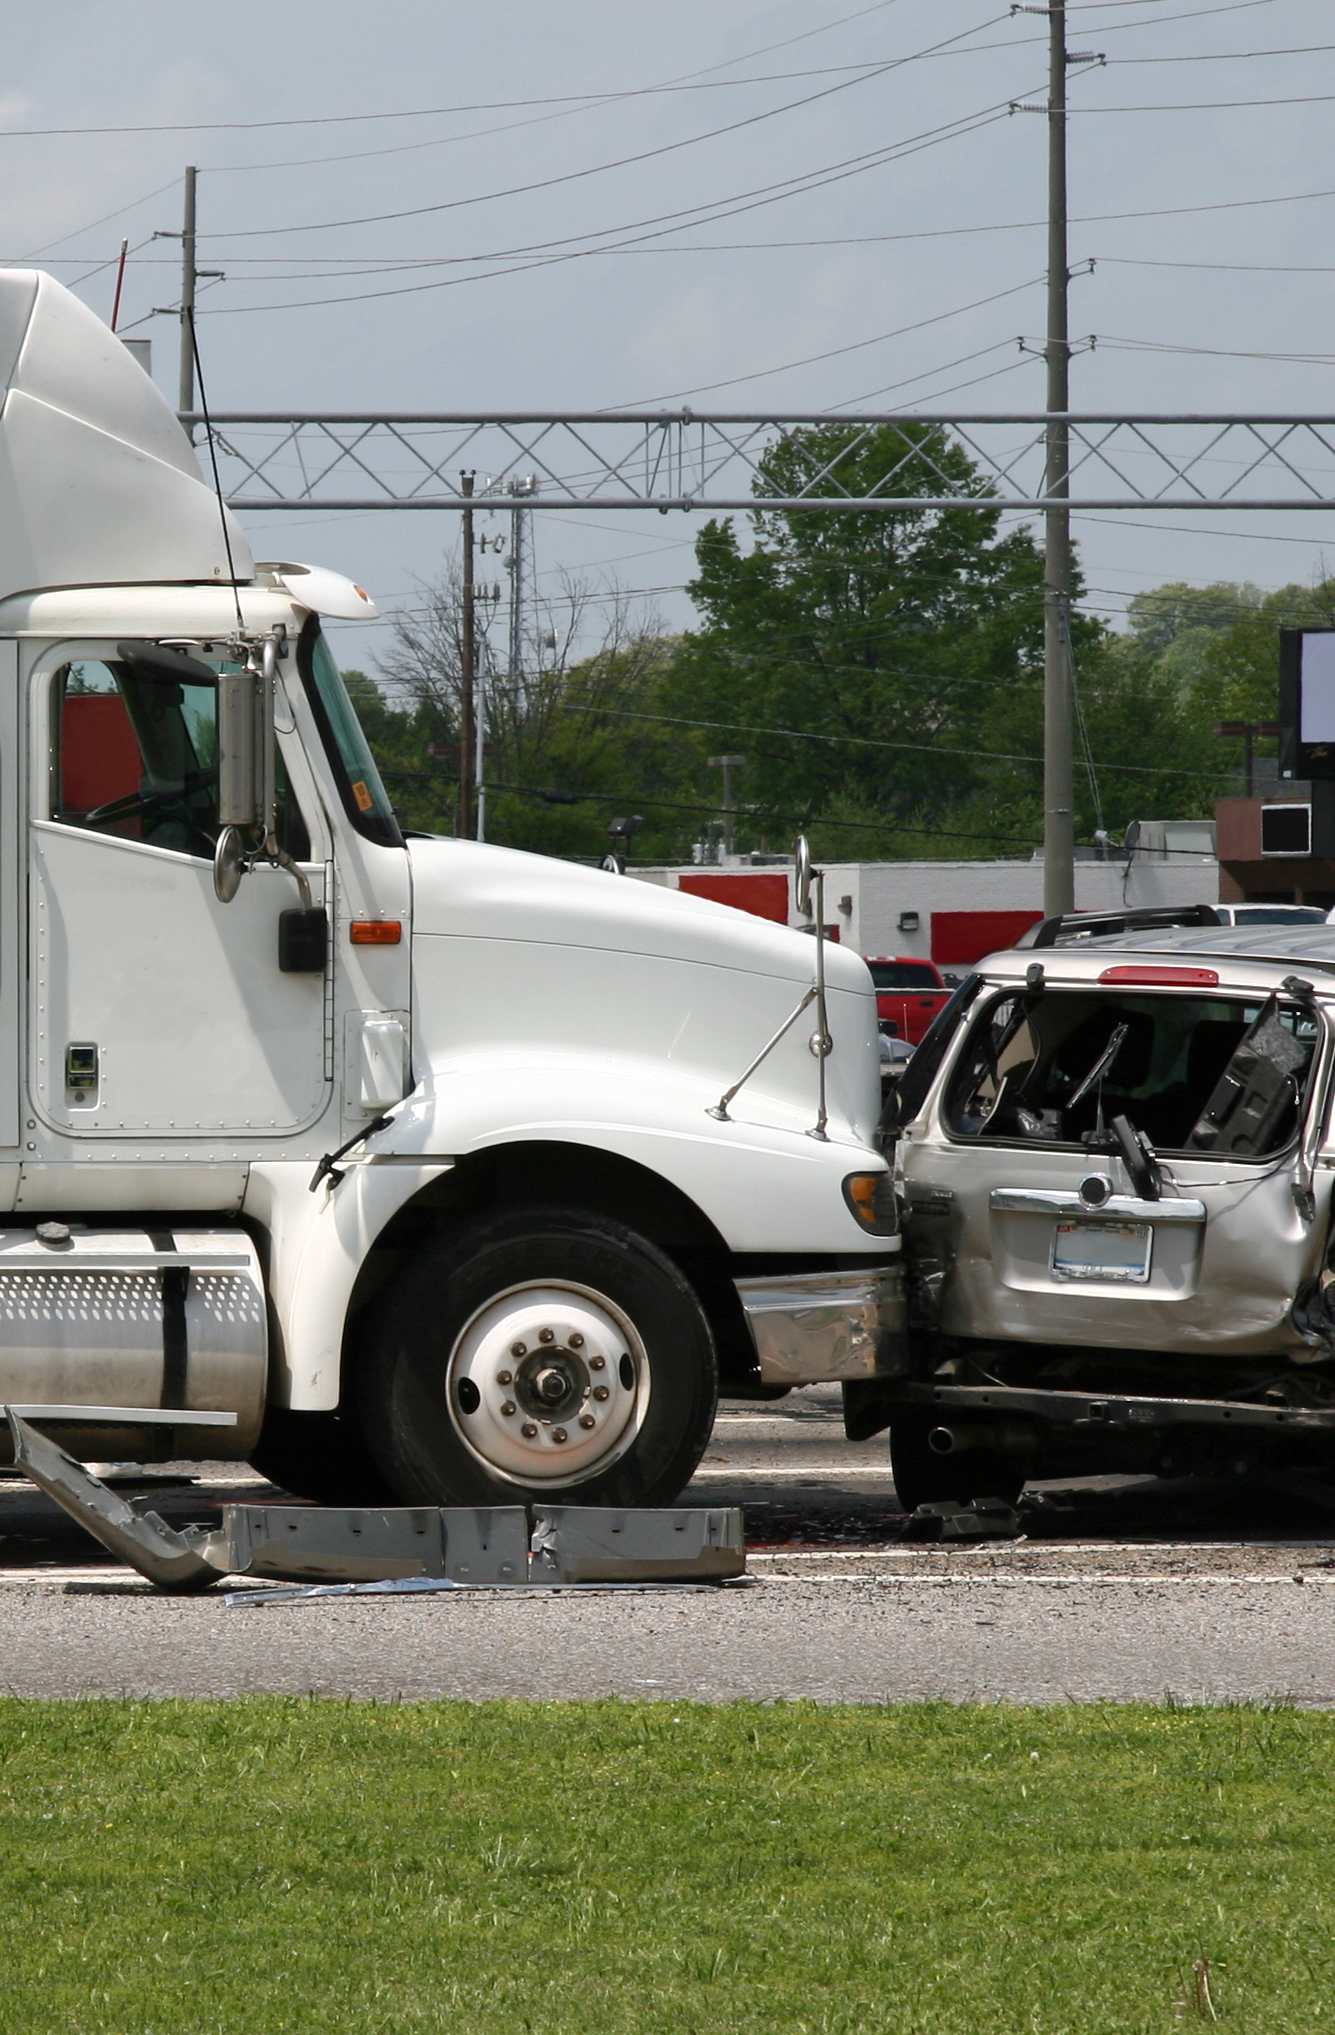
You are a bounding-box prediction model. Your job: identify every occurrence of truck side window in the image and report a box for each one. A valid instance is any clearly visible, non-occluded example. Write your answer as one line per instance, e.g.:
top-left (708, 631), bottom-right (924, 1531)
top-left (51, 659), bottom-right (309, 861)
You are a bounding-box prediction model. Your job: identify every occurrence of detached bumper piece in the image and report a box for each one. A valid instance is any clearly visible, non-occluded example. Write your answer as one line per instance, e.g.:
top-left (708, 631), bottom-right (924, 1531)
top-left (900, 1497), bottom-right (1024, 1542)
top-left (6, 1410), bottom-right (745, 1595)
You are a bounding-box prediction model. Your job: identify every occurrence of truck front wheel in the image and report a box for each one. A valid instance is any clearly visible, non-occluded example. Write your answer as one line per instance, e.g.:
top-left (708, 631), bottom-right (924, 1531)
top-left (358, 1206), bottom-right (718, 1507)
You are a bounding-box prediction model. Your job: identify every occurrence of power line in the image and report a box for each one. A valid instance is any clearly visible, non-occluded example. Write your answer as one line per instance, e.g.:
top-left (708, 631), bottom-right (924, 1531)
top-left (200, 106), bottom-right (1018, 316)
top-left (1098, 333), bottom-right (1335, 364)
top-left (609, 277), bottom-right (1042, 409)
top-left (0, 27), bottom-right (929, 137)
top-left (138, 178), bottom-right (1335, 301)
top-left (9, 177), bottom-right (179, 264)
top-left (199, 35), bottom-right (1022, 245)
top-left (1072, 92), bottom-right (1335, 111)
top-left (1112, 40), bottom-right (1335, 60)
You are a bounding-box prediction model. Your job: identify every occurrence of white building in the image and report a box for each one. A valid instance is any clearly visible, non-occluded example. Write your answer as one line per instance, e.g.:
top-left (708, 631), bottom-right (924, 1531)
top-left (631, 821), bottom-right (1219, 968)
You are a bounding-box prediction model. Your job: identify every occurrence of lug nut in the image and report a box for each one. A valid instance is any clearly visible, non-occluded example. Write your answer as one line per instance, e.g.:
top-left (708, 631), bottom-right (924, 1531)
top-left (579, 1413), bottom-right (596, 1430)
top-left (500, 1400), bottom-right (516, 1417)
top-left (552, 1427), bottom-right (568, 1444)
top-left (511, 1342), bottom-right (527, 1358)
top-left (521, 1421), bottom-right (538, 1439)
top-left (496, 1369), bottom-right (512, 1386)
top-left (592, 1385), bottom-right (609, 1402)
top-left (568, 1331), bottom-right (584, 1349)
top-left (538, 1327), bottom-right (555, 1344)
top-left (590, 1354), bottom-right (606, 1371)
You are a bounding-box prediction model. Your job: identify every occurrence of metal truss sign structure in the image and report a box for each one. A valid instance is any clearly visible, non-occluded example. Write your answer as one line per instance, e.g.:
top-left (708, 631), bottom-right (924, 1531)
top-left (187, 410), bottom-right (1335, 515)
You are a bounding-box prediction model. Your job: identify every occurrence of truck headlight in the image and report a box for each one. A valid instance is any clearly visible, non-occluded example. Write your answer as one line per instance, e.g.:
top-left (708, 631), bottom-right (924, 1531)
top-left (842, 1172), bottom-right (898, 1236)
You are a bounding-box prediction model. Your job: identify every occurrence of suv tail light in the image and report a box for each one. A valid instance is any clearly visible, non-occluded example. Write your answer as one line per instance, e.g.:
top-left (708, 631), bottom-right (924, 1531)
top-left (1097, 965), bottom-right (1219, 986)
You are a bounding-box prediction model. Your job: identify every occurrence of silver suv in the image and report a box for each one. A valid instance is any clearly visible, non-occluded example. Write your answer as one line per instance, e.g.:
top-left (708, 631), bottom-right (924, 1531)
top-left (864, 906), bottom-right (1335, 1509)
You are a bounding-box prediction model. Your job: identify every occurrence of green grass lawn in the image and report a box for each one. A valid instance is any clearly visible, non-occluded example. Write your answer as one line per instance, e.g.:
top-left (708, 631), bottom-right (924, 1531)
top-left (0, 1698), bottom-right (1331, 2033)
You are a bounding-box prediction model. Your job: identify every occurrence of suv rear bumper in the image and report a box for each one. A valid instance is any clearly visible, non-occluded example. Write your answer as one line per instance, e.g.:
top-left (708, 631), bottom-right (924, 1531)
top-left (734, 1266), bottom-right (907, 1385)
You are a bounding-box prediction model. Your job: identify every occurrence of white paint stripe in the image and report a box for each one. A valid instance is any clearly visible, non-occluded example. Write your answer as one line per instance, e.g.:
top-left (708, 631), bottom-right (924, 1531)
top-left (747, 1543), bottom-right (1335, 1560)
top-left (688, 1465), bottom-right (891, 1477)
top-left (752, 1572), bottom-right (1335, 1586)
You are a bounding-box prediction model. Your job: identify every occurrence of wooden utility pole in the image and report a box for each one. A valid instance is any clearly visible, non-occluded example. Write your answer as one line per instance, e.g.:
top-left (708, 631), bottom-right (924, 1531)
top-left (178, 166), bottom-right (197, 420)
top-left (457, 472), bottom-right (476, 838)
top-left (708, 753), bottom-right (746, 857)
top-left (1042, 2), bottom-right (1074, 918)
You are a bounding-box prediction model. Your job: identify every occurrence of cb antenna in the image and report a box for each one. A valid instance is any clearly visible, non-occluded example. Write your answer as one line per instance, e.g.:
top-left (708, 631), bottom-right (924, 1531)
top-left (186, 306), bottom-right (245, 635)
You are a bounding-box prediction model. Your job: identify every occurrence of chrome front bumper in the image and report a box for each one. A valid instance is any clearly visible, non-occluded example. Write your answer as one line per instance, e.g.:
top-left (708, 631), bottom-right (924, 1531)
top-left (734, 1264), bottom-right (907, 1386)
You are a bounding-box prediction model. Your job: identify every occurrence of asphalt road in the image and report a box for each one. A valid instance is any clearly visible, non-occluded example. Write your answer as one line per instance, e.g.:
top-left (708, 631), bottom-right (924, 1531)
top-left (5, 1386), bottom-right (1335, 1703)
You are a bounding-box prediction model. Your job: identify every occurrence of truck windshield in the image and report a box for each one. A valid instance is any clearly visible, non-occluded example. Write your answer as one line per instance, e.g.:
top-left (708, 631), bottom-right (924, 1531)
top-left (298, 621), bottom-right (402, 848)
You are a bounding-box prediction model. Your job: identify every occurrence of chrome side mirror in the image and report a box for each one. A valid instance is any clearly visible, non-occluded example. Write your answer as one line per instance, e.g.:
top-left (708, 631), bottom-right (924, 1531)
top-left (214, 634), bottom-right (281, 904)
top-left (793, 834), bottom-right (813, 918)
top-left (213, 825), bottom-right (246, 903)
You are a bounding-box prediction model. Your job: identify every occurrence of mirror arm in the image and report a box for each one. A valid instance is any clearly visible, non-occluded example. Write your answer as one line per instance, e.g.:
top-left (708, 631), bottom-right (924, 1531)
top-left (263, 830), bottom-right (313, 911)
top-left (808, 868), bottom-right (830, 1142)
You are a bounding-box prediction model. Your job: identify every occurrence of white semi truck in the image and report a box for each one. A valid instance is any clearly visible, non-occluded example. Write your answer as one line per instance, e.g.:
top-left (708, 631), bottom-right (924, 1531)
top-left (0, 269), bottom-right (902, 1509)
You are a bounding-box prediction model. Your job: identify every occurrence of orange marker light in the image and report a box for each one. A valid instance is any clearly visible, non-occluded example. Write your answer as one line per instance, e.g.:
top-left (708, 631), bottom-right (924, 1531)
top-left (350, 920), bottom-right (402, 945)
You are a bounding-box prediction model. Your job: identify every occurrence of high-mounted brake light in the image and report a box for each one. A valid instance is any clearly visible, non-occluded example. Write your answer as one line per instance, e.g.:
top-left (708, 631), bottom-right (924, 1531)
top-left (350, 920), bottom-right (402, 946)
top-left (1097, 965), bottom-right (1219, 986)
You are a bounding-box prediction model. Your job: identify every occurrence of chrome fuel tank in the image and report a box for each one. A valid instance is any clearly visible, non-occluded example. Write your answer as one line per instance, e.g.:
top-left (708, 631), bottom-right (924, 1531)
top-left (0, 1226), bottom-right (265, 1461)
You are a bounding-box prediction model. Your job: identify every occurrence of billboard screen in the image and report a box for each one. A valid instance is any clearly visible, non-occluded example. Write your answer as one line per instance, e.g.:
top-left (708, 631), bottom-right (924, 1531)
top-left (1280, 629), bottom-right (1335, 780)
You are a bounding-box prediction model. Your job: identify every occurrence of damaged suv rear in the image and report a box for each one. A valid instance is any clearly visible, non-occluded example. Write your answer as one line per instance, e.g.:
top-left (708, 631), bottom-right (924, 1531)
top-left (866, 908), bottom-right (1335, 1509)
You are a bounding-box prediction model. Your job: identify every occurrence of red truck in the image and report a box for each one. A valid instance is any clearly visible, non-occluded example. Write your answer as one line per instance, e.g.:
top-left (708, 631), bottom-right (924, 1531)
top-left (865, 955), bottom-right (951, 1044)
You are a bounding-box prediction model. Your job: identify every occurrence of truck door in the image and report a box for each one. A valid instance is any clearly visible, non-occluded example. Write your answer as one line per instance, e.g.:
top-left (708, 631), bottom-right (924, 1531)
top-left (899, 976), bottom-right (1332, 1359)
top-left (29, 649), bottom-right (330, 1139)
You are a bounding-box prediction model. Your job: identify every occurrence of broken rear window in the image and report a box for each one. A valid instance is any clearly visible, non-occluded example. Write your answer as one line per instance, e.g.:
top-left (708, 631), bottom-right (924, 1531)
top-left (944, 989), bottom-right (1322, 1159)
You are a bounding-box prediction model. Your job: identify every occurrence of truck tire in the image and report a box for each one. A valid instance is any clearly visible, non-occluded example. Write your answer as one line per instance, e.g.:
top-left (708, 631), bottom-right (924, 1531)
top-left (357, 1205), bottom-right (718, 1507)
top-left (889, 1419), bottom-right (1027, 1515)
top-left (249, 1407), bottom-right (394, 1506)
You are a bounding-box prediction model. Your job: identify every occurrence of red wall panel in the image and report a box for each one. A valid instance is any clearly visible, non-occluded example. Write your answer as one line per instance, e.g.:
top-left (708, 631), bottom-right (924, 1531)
top-left (931, 908), bottom-right (1043, 965)
top-left (678, 872), bottom-right (790, 923)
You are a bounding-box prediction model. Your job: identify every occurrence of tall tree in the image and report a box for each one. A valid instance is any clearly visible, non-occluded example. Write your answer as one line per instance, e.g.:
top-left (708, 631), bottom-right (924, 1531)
top-left (663, 422), bottom-right (1061, 860)
top-left (372, 570), bottom-right (698, 861)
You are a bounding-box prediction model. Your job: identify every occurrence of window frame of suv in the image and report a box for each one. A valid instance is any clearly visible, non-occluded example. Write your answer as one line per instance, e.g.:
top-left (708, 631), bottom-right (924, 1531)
top-left (936, 980), bottom-right (1327, 1165)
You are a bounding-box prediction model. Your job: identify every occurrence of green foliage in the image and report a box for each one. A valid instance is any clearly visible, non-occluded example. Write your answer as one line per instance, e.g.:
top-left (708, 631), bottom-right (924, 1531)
top-left (344, 477), bottom-right (1335, 867)
top-left (1119, 575), bottom-right (1335, 784)
top-left (365, 576), bottom-right (706, 862)
top-left (1, 1697), bottom-right (1334, 2032)
top-left (664, 423), bottom-right (1057, 860)
top-left (347, 653), bottom-right (700, 864)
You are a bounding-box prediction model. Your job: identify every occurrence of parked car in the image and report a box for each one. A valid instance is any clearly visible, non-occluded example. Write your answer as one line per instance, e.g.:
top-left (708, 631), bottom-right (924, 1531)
top-left (867, 905), bottom-right (1335, 1511)
top-left (878, 1031), bottom-right (915, 1099)
top-left (866, 955), bottom-right (951, 1045)
top-left (1214, 904), bottom-right (1330, 927)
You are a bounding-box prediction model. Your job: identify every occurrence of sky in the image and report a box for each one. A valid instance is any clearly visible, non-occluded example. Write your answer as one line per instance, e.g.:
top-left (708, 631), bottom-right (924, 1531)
top-left (4, 0), bottom-right (1335, 678)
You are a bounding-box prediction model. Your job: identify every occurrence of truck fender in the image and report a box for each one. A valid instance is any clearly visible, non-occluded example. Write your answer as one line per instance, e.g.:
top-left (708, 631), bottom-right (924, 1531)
top-left (248, 1158), bottom-right (454, 1411)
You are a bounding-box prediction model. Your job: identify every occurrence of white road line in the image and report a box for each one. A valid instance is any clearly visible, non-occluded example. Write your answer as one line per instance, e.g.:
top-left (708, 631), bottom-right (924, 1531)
top-left (688, 1466), bottom-right (892, 1478)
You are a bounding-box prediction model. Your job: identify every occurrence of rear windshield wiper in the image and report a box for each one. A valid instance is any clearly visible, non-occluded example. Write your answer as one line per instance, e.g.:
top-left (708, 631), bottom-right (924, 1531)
top-left (1065, 1020), bottom-right (1129, 1114)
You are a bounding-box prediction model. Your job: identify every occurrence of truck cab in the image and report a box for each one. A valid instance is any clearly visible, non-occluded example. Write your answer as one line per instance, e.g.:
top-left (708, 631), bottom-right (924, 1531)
top-left (0, 269), bottom-right (903, 1508)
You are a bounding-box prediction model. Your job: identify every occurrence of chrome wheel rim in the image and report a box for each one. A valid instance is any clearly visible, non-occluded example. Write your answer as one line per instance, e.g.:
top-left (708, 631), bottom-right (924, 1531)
top-left (446, 1279), bottom-right (649, 1485)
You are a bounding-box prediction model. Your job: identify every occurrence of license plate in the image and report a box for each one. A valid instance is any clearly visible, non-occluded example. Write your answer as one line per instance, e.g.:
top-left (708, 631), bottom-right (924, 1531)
top-left (1052, 1220), bottom-right (1152, 1284)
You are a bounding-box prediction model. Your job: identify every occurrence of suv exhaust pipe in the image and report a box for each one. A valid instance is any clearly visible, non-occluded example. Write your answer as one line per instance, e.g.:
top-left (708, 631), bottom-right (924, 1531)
top-left (928, 1421), bottom-right (1036, 1457)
